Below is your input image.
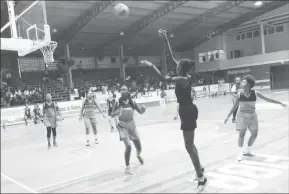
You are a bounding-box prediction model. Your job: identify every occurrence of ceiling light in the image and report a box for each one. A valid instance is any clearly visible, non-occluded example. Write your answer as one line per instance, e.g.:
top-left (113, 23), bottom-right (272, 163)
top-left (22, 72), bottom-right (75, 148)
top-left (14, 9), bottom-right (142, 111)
top-left (254, 1), bottom-right (263, 7)
top-left (120, 31), bottom-right (124, 36)
top-left (52, 28), bottom-right (58, 33)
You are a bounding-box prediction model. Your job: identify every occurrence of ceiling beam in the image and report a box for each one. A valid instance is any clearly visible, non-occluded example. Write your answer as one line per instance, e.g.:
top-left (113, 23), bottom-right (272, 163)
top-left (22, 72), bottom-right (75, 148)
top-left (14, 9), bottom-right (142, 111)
top-left (97, 1), bottom-right (189, 50)
top-left (137, 0), bottom-right (246, 53)
top-left (176, 0), bottom-right (289, 51)
top-left (56, 1), bottom-right (113, 47)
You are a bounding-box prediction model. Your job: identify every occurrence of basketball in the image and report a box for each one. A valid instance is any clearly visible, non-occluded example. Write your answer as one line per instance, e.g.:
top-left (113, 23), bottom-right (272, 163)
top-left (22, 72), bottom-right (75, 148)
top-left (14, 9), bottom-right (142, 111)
top-left (113, 3), bottom-right (129, 18)
top-left (67, 58), bottom-right (75, 67)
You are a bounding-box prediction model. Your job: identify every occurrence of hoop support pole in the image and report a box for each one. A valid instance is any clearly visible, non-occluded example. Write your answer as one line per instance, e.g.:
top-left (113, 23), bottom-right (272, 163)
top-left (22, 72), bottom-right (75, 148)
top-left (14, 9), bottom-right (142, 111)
top-left (1, 1), bottom-right (40, 33)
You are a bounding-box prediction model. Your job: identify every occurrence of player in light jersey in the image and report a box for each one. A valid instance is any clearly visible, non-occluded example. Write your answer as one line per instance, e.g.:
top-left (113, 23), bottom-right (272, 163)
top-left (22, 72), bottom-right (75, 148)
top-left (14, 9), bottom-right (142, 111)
top-left (80, 90), bottom-right (106, 146)
top-left (24, 104), bottom-right (32, 126)
top-left (43, 94), bottom-right (59, 149)
top-left (231, 76), bottom-right (242, 123)
top-left (225, 75), bottom-right (286, 161)
top-left (107, 93), bottom-right (117, 132)
top-left (111, 85), bottom-right (146, 175)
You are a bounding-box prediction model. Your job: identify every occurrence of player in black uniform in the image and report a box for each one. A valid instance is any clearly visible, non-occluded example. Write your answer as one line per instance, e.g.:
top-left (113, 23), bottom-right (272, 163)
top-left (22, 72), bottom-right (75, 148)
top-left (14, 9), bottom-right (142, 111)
top-left (140, 29), bottom-right (207, 192)
top-left (107, 93), bottom-right (117, 132)
top-left (24, 104), bottom-right (32, 126)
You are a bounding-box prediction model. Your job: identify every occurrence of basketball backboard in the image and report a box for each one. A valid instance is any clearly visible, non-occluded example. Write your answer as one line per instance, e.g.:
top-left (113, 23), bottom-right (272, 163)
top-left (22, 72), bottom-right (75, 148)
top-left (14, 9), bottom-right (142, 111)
top-left (1, 1), bottom-right (53, 57)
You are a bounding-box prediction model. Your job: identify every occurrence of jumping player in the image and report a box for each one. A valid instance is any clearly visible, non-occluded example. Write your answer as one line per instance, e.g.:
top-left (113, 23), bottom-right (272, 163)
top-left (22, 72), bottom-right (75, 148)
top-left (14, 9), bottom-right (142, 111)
top-left (111, 85), bottom-right (145, 175)
top-left (231, 76), bottom-right (242, 123)
top-left (224, 75), bottom-right (286, 161)
top-left (79, 90), bottom-right (106, 146)
top-left (43, 94), bottom-right (59, 149)
top-left (24, 104), bottom-right (32, 126)
top-left (107, 93), bottom-right (117, 132)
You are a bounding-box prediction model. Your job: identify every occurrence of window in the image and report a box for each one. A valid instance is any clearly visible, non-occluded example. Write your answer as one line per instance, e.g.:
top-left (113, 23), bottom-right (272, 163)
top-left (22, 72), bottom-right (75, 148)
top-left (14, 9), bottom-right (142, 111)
top-left (264, 28), bottom-right (268, 35)
top-left (241, 33), bottom-right (246, 40)
top-left (253, 29), bottom-right (260, 37)
top-left (276, 25), bottom-right (284, 33)
top-left (268, 26), bottom-right (274, 34)
top-left (246, 31), bottom-right (253, 39)
top-left (236, 34), bottom-right (241, 41)
top-left (199, 53), bottom-right (206, 64)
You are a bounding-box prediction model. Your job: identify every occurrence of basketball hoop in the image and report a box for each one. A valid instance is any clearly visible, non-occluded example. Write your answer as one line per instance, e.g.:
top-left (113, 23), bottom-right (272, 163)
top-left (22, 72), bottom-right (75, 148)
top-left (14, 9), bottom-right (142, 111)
top-left (40, 41), bottom-right (57, 63)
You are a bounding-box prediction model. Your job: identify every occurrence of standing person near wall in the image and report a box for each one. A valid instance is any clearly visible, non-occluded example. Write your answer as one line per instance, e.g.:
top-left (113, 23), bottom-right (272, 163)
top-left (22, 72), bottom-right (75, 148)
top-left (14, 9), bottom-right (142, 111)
top-left (231, 77), bottom-right (242, 123)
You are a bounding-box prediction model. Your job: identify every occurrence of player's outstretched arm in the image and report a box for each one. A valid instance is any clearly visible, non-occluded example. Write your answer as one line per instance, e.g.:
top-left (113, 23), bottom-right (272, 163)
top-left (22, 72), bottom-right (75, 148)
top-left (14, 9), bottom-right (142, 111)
top-left (79, 99), bottom-right (86, 120)
top-left (132, 100), bottom-right (145, 114)
top-left (256, 92), bottom-right (287, 107)
top-left (140, 60), bottom-right (189, 86)
top-left (93, 97), bottom-right (106, 118)
top-left (225, 98), bottom-right (240, 123)
top-left (158, 29), bottom-right (178, 66)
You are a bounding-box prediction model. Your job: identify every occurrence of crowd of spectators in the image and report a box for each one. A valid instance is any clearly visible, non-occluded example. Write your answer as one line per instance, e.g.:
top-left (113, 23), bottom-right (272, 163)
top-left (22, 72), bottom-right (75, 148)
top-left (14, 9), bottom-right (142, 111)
top-left (1, 81), bottom-right (45, 108)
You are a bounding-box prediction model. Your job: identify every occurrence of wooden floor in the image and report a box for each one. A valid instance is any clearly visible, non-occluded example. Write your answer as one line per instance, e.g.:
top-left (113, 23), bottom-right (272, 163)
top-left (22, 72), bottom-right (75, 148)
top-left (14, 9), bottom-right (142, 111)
top-left (1, 90), bottom-right (288, 193)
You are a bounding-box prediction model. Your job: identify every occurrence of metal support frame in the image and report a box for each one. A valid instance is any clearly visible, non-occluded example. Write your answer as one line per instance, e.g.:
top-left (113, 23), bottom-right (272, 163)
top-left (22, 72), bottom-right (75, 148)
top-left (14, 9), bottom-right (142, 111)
top-left (176, 1), bottom-right (289, 52)
top-left (139, 0), bottom-right (246, 52)
top-left (57, 1), bottom-right (113, 46)
top-left (98, 1), bottom-right (188, 50)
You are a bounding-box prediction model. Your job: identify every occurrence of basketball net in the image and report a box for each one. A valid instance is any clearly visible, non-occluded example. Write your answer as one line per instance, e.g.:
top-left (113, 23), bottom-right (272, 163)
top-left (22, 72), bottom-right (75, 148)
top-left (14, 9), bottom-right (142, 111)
top-left (40, 41), bottom-right (57, 63)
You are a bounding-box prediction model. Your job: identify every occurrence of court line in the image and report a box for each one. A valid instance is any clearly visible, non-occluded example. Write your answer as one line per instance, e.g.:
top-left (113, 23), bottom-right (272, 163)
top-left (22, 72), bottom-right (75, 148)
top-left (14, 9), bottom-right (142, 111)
top-left (275, 187), bottom-right (284, 193)
top-left (64, 150), bottom-right (92, 165)
top-left (1, 173), bottom-right (37, 193)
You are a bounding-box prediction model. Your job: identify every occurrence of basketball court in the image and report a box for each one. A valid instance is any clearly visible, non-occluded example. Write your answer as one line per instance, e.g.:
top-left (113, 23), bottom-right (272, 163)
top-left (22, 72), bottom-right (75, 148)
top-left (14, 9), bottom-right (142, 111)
top-left (1, 90), bottom-right (288, 193)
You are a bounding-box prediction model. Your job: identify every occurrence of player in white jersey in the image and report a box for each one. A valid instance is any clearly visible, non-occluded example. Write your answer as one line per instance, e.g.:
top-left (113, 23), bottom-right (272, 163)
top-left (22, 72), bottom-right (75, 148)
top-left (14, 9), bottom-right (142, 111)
top-left (224, 75), bottom-right (286, 161)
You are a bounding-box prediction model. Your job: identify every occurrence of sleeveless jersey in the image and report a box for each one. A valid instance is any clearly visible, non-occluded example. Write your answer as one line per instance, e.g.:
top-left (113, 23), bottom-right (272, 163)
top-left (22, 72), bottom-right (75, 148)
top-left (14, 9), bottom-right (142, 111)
top-left (34, 107), bottom-right (40, 115)
top-left (107, 98), bottom-right (116, 110)
top-left (43, 102), bottom-right (56, 118)
top-left (238, 90), bottom-right (257, 114)
top-left (175, 78), bottom-right (192, 106)
top-left (116, 99), bottom-right (136, 122)
top-left (25, 107), bottom-right (31, 116)
top-left (83, 98), bottom-right (97, 118)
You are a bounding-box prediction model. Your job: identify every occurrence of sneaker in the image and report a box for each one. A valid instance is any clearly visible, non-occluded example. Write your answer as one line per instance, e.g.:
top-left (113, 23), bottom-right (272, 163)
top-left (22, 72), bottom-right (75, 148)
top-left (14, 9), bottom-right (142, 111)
top-left (110, 128), bottom-right (114, 132)
top-left (243, 152), bottom-right (254, 157)
top-left (194, 167), bottom-right (205, 181)
top-left (237, 152), bottom-right (244, 162)
top-left (232, 119), bottom-right (236, 123)
top-left (86, 140), bottom-right (90, 146)
top-left (197, 177), bottom-right (208, 193)
top-left (95, 139), bottom-right (99, 144)
top-left (48, 144), bottom-right (51, 149)
top-left (125, 166), bottom-right (133, 175)
top-left (53, 142), bottom-right (58, 147)
top-left (137, 155), bottom-right (144, 165)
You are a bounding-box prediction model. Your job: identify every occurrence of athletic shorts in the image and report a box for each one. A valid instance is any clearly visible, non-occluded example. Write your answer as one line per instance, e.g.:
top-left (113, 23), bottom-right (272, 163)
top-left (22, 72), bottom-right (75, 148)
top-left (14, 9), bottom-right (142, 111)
top-left (84, 117), bottom-right (97, 129)
top-left (24, 114), bottom-right (32, 120)
top-left (117, 120), bottom-right (139, 141)
top-left (236, 112), bottom-right (258, 131)
top-left (43, 117), bottom-right (57, 128)
top-left (178, 103), bottom-right (198, 131)
top-left (108, 108), bottom-right (113, 116)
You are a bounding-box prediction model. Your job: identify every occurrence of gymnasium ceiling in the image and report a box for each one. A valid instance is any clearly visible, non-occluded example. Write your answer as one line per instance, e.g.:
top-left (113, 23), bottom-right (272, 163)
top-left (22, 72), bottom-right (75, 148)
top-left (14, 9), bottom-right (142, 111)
top-left (2, 1), bottom-right (289, 57)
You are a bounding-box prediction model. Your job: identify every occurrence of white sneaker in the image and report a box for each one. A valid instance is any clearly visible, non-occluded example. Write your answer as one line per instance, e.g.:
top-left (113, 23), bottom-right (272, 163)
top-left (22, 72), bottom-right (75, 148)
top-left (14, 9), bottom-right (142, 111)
top-left (237, 152), bottom-right (243, 162)
top-left (86, 140), bottom-right (90, 146)
top-left (95, 139), bottom-right (99, 144)
top-left (125, 166), bottom-right (133, 175)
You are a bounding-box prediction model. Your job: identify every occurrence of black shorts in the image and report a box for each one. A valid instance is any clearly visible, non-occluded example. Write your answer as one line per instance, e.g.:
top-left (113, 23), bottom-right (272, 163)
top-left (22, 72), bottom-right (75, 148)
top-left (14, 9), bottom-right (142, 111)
top-left (108, 108), bottom-right (113, 116)
top-left (178, 103), bottom-right (198, 131)
top-left (25, 114), bottom-right (32, 119)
